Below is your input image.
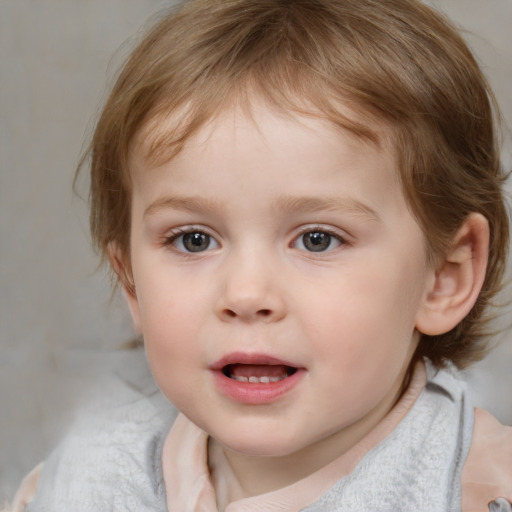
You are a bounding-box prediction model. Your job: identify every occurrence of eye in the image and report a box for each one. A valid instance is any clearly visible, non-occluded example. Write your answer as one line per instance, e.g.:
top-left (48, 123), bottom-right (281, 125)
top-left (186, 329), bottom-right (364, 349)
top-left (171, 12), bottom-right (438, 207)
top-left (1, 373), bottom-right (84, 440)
top-left (168, 230), bottom-right (219, 253)
top-left (293, 229), bottom-right (343, 253)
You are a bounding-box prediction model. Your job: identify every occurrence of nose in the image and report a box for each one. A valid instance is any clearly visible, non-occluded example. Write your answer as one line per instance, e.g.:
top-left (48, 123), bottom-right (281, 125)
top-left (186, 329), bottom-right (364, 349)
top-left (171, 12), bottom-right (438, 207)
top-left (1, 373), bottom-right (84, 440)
top-left (215, 251), bottom-right (287, 323)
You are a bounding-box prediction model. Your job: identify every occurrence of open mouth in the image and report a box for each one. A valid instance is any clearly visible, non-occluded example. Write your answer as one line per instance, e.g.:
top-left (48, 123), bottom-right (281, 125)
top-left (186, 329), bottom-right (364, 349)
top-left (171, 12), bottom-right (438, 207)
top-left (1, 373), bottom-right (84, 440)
top-left (212, 354), bottom-right (304, 403)
top-left (222, 364), bottom-right (298, 383)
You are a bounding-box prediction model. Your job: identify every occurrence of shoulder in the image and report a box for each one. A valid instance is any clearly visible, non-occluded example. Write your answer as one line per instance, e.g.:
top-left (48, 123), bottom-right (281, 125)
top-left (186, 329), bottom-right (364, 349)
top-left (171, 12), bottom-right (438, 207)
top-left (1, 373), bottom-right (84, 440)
top-left (2, 464), bottom-right (42, 512)
top-left (9, 349), bottom-right (178, 511)
top-left (462, 407), bottom-right (512, 511)
top-left (8, 392), bottom-right (176, 512)
top-left (31, 392), bottom-right (175, 511)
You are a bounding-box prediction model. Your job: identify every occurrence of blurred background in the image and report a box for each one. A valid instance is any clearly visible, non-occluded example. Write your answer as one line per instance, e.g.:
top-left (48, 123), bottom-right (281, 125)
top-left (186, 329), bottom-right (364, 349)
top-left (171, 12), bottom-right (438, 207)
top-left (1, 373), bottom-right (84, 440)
top-left (1, 0), bottom-right (511, 502)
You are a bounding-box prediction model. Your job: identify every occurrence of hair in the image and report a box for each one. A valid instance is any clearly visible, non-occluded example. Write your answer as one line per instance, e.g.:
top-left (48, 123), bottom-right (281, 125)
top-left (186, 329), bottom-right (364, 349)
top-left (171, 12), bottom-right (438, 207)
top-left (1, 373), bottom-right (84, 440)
top-left (83, 0), bottom-right (509, 369)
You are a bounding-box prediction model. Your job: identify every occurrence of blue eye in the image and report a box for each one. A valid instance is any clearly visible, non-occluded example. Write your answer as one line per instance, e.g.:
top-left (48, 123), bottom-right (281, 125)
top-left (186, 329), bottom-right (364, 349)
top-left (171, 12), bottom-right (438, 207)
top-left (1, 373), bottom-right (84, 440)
top-left (294, 230), bottom-right (342, 252)
top-left (170, 230), bottom-right (219, 253)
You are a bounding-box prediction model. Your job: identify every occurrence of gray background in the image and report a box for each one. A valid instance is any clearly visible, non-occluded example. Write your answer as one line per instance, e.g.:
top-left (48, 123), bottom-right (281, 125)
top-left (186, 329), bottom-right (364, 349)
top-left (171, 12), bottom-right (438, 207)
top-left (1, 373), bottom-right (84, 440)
top-left (1, 0), bottom-right (511, 502)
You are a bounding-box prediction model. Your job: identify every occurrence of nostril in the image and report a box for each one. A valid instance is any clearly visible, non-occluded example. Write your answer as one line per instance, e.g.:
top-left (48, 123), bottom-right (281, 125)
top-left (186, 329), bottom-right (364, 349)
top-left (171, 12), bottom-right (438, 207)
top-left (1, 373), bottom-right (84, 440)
top-left (218, 307), bottom-right (276, 321)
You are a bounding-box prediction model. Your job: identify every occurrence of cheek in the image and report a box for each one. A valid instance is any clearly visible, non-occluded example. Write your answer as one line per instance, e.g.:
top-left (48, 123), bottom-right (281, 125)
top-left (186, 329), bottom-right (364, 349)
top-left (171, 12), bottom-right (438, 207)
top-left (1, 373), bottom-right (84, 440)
top-left (141, 296), bottom-right (202, 405)
top-left (141, 294), bottom-right (195, 353)
top-left (133, 274), bottom-right (200, 370)
top-left (306, 264), bottom-right (421, 368)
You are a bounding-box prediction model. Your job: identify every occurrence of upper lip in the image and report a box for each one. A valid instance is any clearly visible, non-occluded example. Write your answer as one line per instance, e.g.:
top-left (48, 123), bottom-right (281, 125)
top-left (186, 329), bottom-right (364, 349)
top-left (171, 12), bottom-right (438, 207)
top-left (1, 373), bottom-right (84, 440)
top-left (209, 352), bottom-right (301, 371)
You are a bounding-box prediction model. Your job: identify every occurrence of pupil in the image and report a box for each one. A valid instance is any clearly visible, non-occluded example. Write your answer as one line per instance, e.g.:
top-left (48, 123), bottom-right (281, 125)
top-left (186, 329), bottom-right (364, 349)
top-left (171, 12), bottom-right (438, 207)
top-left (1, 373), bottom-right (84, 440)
top-left (304, 232), bottom-right (330, 252)
top-left (183, 232), bottom-right (209, 252)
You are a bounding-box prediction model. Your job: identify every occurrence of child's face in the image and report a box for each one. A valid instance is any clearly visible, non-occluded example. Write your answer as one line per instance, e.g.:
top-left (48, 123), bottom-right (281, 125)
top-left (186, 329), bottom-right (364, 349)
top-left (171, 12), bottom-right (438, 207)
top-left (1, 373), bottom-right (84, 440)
top-left (125, 102), bottom-right (434, 461)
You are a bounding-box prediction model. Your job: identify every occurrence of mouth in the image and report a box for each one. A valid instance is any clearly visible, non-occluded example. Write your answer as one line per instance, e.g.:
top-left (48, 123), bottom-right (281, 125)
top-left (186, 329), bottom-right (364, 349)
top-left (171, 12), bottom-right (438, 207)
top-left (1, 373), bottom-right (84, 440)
top-left (222, 363), bottom-right (298, 383)
top-left (210, 353), bottom-right (305, 404)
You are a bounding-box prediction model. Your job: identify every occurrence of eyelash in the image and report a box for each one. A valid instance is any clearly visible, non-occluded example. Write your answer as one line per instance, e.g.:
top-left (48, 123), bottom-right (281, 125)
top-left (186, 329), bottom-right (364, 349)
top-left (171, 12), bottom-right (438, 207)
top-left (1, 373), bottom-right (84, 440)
top-left (162, 225), bottom-right (348, 254)
top-left (292, 226), bottom-right (348, 253)
top-left (164, 227), bottom-right (219, 253)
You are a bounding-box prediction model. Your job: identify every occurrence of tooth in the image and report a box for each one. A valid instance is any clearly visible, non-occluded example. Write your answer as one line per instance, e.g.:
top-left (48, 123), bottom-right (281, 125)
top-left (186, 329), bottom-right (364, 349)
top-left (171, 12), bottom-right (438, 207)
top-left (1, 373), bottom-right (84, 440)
top-left (231, 374), bottom-right (289, 383)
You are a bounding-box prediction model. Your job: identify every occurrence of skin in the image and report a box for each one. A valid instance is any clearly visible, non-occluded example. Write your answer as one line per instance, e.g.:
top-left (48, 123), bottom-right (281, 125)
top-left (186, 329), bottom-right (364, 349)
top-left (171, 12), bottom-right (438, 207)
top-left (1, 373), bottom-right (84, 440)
top-left (122, 101), bottom-right (441, 503)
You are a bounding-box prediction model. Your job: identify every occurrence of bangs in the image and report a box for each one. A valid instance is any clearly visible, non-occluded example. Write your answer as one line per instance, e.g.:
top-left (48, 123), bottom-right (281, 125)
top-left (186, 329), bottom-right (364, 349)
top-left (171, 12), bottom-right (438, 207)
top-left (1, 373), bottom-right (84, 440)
top-left (134, 63), bottom-right (384, 171)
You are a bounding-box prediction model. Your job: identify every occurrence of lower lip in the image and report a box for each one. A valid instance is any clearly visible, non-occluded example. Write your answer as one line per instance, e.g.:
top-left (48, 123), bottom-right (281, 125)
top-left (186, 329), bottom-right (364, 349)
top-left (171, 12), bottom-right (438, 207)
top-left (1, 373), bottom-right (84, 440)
top-left (212, 369), bottom-right (305, 405)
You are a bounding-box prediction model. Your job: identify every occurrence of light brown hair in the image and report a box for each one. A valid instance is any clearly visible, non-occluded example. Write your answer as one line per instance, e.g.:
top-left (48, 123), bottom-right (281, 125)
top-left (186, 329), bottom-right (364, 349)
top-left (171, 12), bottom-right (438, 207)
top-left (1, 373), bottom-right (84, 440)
top-left (83, 0), bottom-right (509, 368)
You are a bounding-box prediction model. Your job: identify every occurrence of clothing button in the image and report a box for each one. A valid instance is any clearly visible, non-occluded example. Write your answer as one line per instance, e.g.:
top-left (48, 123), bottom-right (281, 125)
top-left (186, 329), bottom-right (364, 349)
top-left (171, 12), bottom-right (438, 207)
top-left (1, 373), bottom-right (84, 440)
top-left (488, 498), bottom-right (512, 512)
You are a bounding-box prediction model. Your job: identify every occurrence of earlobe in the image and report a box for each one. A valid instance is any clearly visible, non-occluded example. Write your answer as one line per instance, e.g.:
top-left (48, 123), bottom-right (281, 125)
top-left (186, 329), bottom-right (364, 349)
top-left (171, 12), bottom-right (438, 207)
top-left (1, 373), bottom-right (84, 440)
top-left (415, 213), bottom-right (489, 336)
top-left (107, 243), bottom-right (142, 334)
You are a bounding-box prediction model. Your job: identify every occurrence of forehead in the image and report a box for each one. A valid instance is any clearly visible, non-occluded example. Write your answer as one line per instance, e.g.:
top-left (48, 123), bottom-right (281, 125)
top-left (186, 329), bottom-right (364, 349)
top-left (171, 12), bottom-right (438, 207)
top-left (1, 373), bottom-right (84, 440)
top-left (129, 93), bottom-right (392, 175)
top-left (128, 100), bottom-right (408, 225)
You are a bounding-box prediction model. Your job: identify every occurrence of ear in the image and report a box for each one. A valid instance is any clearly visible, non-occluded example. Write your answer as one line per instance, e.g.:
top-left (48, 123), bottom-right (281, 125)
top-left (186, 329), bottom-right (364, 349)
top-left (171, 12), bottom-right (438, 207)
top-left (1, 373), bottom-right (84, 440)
top-left (107, 243), bottom-right (142, 334)
top-left (415, 213), bottom-right (489, 336)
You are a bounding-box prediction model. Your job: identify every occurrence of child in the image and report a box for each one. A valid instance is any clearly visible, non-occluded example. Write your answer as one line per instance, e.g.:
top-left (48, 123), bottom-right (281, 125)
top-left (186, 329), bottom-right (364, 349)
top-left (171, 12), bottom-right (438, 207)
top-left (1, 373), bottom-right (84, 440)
top-left (9, 0), bottom-right (512, 510)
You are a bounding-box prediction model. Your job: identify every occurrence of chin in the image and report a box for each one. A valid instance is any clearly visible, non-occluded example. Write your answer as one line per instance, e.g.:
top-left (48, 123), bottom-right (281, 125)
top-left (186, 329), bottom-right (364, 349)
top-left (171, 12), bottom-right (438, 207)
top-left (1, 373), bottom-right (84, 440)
top-left (214, 429), bottom-right (305, 458)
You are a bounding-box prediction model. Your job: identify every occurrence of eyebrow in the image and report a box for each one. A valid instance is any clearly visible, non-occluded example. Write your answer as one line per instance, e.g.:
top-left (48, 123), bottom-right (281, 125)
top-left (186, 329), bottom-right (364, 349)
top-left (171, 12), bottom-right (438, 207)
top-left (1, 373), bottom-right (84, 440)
top-left (275, 195), bottom-right (380, 222)
top-left (144, 195), bottom-right (227, 218)
top-left (144, 194), bottom-right (379, 222)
